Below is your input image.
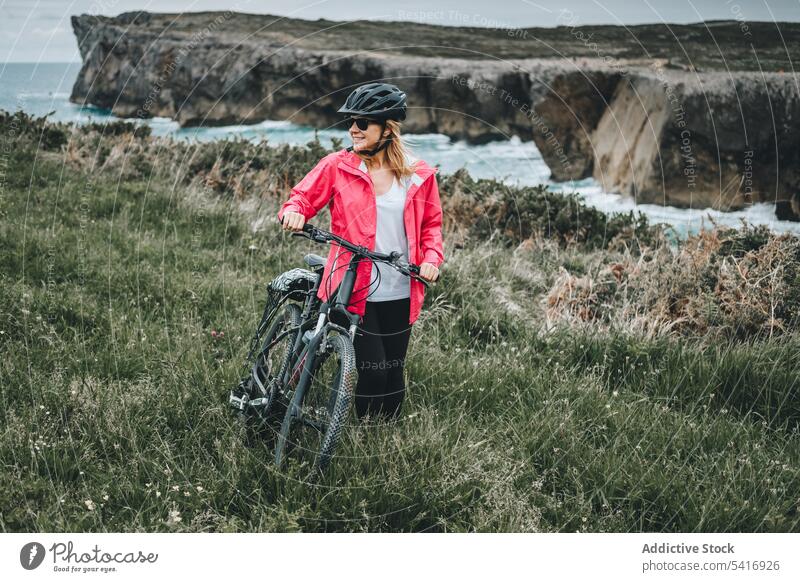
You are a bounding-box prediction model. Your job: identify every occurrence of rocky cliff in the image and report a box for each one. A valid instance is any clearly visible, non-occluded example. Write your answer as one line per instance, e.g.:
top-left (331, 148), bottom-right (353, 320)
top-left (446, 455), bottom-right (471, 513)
top-left (70, 12), bottom-right (800, 219)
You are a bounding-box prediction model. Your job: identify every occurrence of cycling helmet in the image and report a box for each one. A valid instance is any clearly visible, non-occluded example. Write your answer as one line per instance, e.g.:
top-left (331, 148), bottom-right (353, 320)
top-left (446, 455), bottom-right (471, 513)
top-left (339, 83), bottom-right (407, 157)
top-left (338, 82), bottom-right (407, 121)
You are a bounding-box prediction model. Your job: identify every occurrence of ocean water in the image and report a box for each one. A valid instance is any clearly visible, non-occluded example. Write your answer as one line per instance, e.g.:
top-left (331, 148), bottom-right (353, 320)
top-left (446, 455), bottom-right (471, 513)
top-left (3, 62), bottom-right (799, 238)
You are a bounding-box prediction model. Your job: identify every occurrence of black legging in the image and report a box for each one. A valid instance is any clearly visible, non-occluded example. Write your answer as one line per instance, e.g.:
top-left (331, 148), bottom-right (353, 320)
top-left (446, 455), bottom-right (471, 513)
top-left (352, 297), bottom-right (413, 421)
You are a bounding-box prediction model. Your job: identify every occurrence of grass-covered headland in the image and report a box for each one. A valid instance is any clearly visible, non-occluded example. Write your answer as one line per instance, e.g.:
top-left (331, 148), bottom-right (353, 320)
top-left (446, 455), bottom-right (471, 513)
top-left (1, 111), bottom-right (798, 532)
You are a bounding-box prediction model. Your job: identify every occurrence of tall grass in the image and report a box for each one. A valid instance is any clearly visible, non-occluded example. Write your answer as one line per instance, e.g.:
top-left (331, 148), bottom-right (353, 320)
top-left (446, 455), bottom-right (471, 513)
top-left (0, 112), bottom-right (798, 532)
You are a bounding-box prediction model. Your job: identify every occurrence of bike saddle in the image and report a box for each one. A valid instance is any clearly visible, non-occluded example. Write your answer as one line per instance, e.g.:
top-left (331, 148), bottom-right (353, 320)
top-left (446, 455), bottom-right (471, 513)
top-left (304, 253), bottom-right (326, 271)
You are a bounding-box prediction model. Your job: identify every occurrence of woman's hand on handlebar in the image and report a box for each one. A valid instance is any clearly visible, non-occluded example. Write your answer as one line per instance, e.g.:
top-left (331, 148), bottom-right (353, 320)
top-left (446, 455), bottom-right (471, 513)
top-left (418, 262), bottom-right (440, 282)
top-left (280, 211), bottom-right (306, 232)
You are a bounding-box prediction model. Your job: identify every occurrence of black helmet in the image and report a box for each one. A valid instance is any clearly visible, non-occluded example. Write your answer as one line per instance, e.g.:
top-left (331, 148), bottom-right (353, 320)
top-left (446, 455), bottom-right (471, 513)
top-left (338, 82), bottom-right (407, 121)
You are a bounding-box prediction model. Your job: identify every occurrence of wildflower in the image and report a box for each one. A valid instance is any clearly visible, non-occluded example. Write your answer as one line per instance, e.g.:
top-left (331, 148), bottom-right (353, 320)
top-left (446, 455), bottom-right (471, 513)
top-left (612, 390), bottom-right (618, 397)
top-left (84, 499), bottom-right (95, 511)
top-left (166, 509), bottom-right (182, 526)
top-left (183, 491), bottom-right (191, 497)
top-left (196, 486), bottom-right (204, 492)
top-left (156, 491), bottom-right (162, 498)
top-left (102, 494), bottom-right (109, 501)
top-left (211, 330), bottom-right (217, 338)
top-left (171, 485), bottom-right (180, 491)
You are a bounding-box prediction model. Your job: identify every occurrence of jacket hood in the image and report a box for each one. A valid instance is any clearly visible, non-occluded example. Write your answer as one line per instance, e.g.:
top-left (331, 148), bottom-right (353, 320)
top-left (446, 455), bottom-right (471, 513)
top-left (335, 148), bottom-right (437, 183)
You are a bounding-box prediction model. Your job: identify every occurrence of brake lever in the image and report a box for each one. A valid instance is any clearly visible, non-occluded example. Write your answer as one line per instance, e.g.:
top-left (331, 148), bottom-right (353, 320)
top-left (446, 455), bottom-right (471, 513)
top-left (395, 259), bottom-right (431, 289)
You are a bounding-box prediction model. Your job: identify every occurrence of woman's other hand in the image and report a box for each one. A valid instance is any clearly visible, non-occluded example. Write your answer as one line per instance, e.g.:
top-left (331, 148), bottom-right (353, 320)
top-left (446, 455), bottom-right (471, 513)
top-left (419, 262), bottom-right (440, 282)
top-left (280, 210), bottom-right (306, 232)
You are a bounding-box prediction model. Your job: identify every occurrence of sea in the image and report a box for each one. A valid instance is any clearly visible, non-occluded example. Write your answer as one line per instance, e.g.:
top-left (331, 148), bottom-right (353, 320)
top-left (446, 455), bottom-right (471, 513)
top-left (3, 62), bottom-right (799, 238)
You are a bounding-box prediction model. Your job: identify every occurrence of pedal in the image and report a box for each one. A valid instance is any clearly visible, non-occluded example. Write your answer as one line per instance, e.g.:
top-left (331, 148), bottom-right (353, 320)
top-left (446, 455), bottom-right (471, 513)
top-left (229, 390), bottom-right (249, 411)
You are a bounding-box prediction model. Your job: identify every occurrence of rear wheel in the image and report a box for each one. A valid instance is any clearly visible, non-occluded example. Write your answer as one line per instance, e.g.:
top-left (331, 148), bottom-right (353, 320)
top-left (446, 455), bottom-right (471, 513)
top-left (231, 302), bottom-right (302, 435)
top-left (274, 332), bottom-right (357, 473)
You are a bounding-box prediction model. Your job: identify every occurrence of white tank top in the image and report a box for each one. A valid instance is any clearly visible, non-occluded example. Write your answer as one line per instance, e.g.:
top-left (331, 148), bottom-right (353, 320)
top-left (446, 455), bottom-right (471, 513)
top-left (367, 176), bottom-right (411, 301)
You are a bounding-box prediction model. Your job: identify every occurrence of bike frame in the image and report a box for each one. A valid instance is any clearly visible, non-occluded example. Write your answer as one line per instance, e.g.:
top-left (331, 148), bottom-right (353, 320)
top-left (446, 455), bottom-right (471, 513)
top-left (254, 220), bottom-right (430, 433)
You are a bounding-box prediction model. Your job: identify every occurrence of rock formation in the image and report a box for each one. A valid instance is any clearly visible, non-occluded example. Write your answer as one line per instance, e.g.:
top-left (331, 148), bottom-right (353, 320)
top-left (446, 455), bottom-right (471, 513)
top-left (70, 12), bottom-right (800, 219)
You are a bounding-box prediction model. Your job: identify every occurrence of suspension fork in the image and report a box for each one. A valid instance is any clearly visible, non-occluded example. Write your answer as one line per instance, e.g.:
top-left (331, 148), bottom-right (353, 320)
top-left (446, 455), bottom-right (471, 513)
top-left (285, 326), bottom-right (327, 419)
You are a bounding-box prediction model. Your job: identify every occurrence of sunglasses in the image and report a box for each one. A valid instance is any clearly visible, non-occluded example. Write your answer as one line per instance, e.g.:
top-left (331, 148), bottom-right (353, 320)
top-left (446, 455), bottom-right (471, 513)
top-left (347, 117), bottom-right (377, 131)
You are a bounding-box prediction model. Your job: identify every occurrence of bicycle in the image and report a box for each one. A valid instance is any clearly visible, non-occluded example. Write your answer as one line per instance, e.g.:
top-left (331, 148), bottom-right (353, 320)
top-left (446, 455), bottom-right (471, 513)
top-left (229, 221), bottom-right (431, 473)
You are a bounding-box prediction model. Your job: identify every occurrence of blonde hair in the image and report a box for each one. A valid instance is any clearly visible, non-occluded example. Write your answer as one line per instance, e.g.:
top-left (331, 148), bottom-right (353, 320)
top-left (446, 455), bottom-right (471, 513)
top-left (355, 119), bottom-right (416, 180)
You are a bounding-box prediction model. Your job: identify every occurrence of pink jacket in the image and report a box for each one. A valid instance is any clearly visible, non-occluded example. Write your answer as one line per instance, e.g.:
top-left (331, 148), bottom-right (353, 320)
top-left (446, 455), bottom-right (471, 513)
top-left (277, 148), bottom-right (445, 325)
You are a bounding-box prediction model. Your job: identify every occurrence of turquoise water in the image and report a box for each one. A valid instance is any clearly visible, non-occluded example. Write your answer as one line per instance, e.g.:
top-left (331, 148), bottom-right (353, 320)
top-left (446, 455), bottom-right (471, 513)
top-left (2, 62), bottom-right (799, 237)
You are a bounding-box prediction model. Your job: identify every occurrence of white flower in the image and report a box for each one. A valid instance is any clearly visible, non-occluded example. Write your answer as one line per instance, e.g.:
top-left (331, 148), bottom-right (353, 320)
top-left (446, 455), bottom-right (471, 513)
top-left (102, 494), bottom-right (109, 501)
top-left (166, 509), bottom-right (182, 526)
top-left (84, 499), bottom-right (95, 511)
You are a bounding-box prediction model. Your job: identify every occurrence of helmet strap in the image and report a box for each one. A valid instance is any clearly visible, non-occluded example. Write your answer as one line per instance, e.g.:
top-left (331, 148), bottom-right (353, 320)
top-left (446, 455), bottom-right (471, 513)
top-left (359, 120), bottom-right (391, 157)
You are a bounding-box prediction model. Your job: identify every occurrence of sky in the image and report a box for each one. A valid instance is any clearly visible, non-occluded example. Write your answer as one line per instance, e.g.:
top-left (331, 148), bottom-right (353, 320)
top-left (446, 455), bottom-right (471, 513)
top-left (2, 0), bottom-right (799, 62)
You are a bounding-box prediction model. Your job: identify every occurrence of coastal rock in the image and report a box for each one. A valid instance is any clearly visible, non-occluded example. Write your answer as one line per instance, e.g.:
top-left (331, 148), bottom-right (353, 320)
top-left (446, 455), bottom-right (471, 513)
top-left (70, 12), bottom-right (800, 219)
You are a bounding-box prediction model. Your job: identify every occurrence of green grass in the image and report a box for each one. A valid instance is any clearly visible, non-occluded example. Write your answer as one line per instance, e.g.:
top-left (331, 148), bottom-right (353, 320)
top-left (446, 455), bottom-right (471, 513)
top-left (1, 116), bottom-right (798, 532)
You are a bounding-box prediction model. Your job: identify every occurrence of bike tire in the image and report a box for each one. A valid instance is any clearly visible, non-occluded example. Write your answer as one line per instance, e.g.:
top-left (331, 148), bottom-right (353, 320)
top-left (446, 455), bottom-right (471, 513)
top-left (232, 302), bottom-right (302, 433)
top-left (274, 332), bottom-right (357, 473)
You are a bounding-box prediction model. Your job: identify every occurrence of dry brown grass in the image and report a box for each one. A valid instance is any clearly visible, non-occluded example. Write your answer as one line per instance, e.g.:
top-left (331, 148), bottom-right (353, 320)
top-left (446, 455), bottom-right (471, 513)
top-left (543, 225), bottom-right (800, 340)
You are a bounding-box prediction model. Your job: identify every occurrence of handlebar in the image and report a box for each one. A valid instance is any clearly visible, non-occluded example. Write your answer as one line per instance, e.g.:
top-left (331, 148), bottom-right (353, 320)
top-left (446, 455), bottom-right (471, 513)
top-left (283, 219), bottom-right (434, 288)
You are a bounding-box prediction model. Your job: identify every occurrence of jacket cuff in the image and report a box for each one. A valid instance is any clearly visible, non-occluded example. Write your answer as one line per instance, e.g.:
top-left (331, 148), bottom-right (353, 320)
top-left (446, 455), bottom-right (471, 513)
top-left (421, 249), bottom-right (443, 269)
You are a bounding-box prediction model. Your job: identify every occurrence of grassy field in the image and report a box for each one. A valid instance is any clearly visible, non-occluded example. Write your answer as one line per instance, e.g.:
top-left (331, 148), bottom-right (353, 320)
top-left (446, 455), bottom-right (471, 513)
top-left (1, 112), bottom-right (799, 532)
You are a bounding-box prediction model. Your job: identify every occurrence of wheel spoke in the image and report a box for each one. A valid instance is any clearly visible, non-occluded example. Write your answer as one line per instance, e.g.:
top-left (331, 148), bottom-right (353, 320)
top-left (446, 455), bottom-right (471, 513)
top-left (274, 332), bottom-right (356, 472)
top-left (231, 303), bottom-right (301, 434)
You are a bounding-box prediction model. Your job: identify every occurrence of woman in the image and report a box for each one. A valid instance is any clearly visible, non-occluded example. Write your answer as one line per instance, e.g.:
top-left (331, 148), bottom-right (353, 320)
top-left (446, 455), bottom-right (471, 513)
top-left (278, 82), bottom-right (444, 421)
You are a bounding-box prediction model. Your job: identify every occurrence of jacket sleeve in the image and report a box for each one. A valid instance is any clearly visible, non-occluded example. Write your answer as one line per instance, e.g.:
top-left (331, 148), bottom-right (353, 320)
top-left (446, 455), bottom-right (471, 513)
top-left (277, 155), bottom-right (335, 223)
top-left (419, 172), bottom-right (445, 269)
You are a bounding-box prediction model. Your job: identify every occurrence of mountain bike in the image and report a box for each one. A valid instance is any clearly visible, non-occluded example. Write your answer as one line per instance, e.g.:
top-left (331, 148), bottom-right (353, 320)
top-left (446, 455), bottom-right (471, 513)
top-left (229, 221), bottom-right (430, 473)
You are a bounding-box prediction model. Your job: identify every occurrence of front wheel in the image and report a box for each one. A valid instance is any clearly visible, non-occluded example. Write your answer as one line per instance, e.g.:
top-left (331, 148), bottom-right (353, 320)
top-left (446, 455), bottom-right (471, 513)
top-left (274, 332), bottom-right (357, 473)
